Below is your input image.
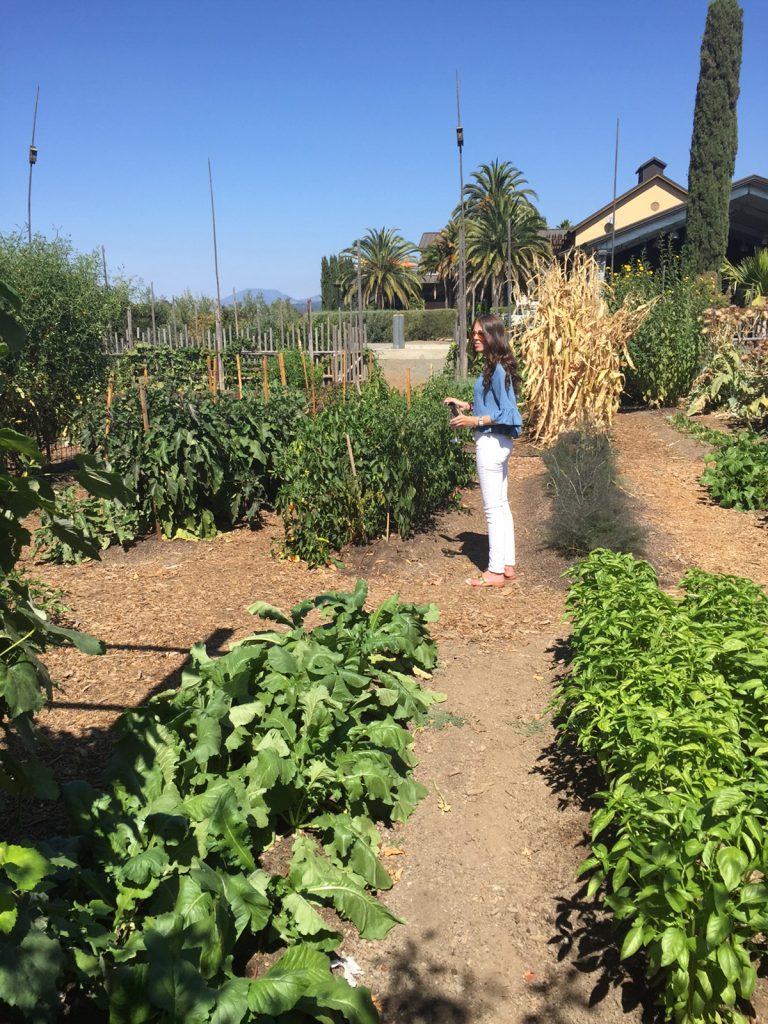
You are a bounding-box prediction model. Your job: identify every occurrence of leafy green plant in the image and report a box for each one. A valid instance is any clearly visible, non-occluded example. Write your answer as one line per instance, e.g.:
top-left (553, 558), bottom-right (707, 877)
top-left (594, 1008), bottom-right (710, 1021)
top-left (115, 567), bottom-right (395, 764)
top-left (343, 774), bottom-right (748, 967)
top-left (700, 433), bottom-right (768, 510)
top-left (0, 581), bottom-right (443, 1022)
top-left (557, 549), bottom-right (768, 1023)
top-left (542, 427), bottom-right (646, 556)
top-left (686, 340), bottom-right (768, 427)
top-left (609, 243), bottom-right (711, 407)
top-left (275, 378), bottom-right (474, 566)
top-left (33, 484), bottom-right (139, 563)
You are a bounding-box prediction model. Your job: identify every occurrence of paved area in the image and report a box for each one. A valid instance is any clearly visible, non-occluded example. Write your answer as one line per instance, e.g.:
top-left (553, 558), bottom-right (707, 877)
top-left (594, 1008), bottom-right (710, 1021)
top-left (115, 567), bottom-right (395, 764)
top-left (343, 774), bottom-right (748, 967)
top-left (370, 341), bottom-right (452, 388)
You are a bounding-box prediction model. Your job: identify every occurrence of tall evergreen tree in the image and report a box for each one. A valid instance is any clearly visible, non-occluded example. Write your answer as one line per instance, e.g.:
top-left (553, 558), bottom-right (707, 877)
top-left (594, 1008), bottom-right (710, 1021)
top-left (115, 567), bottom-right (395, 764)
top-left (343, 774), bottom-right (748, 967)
top-left (684, 0), bottom-right (743, 276)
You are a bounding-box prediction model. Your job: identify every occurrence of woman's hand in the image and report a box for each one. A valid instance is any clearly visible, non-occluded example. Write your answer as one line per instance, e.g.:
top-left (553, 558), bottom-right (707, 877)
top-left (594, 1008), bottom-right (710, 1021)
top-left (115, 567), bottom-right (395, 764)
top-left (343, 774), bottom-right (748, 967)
top-left (443, 397), bottom-right (470, 412)
top-left (450, 413), bottom-right (478, 429)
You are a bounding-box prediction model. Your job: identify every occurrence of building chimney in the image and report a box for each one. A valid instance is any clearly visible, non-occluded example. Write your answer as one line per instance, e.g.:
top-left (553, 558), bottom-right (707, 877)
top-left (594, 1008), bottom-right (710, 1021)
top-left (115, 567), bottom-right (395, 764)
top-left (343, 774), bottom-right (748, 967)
top-left (636, 157), bottom-right (667, 185)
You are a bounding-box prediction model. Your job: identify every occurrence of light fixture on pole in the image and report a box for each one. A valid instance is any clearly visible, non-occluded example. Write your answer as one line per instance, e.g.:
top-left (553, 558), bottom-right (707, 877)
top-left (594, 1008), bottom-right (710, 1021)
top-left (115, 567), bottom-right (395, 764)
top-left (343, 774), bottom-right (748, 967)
top-left (455, 72), bottom-right (468, 379)
top-left (27, 86), bottom-right (40, 246)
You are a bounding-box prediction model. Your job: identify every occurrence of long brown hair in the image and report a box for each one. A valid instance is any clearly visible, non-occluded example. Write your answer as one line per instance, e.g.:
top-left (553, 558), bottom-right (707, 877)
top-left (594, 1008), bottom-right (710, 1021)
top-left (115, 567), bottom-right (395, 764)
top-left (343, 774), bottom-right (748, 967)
top-left (474, 314), bottom-right (520, 392)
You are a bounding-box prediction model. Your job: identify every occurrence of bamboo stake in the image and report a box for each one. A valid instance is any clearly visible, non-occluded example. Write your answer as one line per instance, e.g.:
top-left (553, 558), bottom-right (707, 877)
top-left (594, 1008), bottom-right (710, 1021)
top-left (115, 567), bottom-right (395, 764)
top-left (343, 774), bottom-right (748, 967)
top-left (405, 368), bottom-right (412, 408)
top-left (236, 354), bottom-right (243, 399)
top-left (368, 350), bottom-right (373, 380)
top-left (278, 351), bottom-right (287, 386)
top-left (342, 351), bottom-right (347, 398)
top-left (262, 355), bottom-right (269, 402)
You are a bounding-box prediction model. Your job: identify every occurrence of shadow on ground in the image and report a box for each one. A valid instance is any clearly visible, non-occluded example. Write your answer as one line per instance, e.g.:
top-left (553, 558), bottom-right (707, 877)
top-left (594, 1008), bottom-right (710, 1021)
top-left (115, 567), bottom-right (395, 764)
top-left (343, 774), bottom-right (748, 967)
top-left (4, 627), bottom-right (233, 844)
top-left (373, 933), bottom-right (504, 1024)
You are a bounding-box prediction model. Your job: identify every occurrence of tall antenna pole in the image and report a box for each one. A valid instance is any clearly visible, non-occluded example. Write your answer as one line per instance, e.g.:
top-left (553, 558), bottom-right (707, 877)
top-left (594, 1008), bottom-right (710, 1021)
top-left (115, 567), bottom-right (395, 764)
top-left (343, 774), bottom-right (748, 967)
top-left (27, 86), bottom-right (40, 246)
top-left (506, 216), bottom-right (512, 309)
top-left (455, 72), bottom-right (468, 378)
top-left (356, 239), bottom-right (364, 336)
top-left (610, 117), bottom-right (620, 278)
top-left (208, 158), bottom-right (224, 389)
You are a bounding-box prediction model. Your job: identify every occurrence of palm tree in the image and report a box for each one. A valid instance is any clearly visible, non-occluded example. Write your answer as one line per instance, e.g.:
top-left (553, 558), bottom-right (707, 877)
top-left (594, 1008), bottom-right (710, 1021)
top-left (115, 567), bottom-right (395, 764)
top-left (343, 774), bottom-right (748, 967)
top-left (722, 249), bottom-right (768, 305)
top-left (454, 160), bottom-right (550, 306)
top-left (466, 196), bottom-right (550, 307)
top-left (419, 221), bottom-right (458, 307)
top-left (342, 228), bottom-right (422, 309)
top-left (459, 160), bottom-right (539, 219)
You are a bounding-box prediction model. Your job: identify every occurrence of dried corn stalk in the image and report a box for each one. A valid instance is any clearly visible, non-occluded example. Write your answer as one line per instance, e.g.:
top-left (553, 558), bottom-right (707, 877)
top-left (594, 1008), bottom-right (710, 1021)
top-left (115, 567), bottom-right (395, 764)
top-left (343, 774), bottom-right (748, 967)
top-left (519, 252), bottom-right (653, 446)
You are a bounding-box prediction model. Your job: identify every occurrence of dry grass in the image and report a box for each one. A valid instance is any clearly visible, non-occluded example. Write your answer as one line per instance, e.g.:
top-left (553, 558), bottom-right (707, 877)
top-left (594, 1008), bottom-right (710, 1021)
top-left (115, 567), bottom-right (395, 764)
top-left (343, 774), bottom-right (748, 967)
top-left (519, 253), bottom-right (653, 446)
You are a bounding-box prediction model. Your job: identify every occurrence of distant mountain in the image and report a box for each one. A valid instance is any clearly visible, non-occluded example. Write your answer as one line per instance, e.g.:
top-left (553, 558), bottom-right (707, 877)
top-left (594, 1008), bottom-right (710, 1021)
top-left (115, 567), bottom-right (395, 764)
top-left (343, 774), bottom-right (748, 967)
top-left (224, 288), bottom-right (322, 311)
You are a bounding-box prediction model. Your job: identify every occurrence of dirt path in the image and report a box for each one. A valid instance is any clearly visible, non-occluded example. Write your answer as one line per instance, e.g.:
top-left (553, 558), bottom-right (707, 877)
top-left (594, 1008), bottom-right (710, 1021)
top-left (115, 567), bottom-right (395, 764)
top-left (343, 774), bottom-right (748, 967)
top-left (26, 410), bottom-right (768, 1022)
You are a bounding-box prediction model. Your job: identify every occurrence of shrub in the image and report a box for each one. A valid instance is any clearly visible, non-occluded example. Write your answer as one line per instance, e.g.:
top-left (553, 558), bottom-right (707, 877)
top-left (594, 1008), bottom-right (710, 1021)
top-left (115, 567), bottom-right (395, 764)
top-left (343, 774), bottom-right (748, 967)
top-left (312, 309), bottom-right (456, 344)
top-left (542, 428), bottom-right (646, 556)
top-left (609, 244), bottom-right (711, 407)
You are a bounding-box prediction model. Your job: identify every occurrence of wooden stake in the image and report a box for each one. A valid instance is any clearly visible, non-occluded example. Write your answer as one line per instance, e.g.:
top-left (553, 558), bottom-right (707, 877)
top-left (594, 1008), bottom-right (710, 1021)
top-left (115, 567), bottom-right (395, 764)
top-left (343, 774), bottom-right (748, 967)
top-left (236, 354), bottom-right (243, 398)
top-left (342, 351), bottom-right (347, 398)
top-left (345, 432), bottom-right (357, 477)
top-left (310, 367), bottom-right (316, 416)
top-left (405, 368), bottom-right (412, 408)
top-left (138, 380), bottom-right (162, 538)
top-left (278, 351), bottom-right (287, 386)
top-left (138, 379), bottom-right (150, 432)
top-left (206, 355), bottom-right (214, 395)
top-left (368, 350), bottom-right (373, 380)
top-left (262, 355), bottom-right (269, 402)
top-left (105, 377), bottom-right (114, 437)
top-left (299, 349), bottom-right (309, 399)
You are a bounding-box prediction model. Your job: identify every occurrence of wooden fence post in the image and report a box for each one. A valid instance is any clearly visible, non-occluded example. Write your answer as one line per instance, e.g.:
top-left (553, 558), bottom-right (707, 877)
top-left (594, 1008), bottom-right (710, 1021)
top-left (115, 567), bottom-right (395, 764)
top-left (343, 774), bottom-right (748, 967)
top-left (278, 351), bottom-right (287, 386)
top-left (236, 354), bottom-right (243, 399)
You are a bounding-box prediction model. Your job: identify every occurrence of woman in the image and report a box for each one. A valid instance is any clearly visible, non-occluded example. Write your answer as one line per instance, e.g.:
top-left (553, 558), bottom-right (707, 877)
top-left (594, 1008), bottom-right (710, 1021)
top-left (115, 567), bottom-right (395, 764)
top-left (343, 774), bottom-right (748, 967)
top-left (444, 314), bottom-right (522, 588)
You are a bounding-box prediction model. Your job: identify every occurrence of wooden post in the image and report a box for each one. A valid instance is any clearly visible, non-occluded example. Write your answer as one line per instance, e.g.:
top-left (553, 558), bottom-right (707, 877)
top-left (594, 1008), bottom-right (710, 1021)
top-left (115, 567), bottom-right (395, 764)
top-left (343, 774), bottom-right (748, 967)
top-left (127, 306), bottom-right (133, 348)
top-left (262, 354), bottom-right (269, 402)
top-left (342, 351), bottom-right (347, 398)
top-left (105, 377), bottom-right (114, 437)
top-left (405, 368), bottom-right (412, 408)
top-left (278, 351), bottom-right (287, 386)
top-left (150, 282), bottom-right (157, 343)
top-left (310, 366), bottom-right (316, 417)
top-left (138, 380), bottom-right (162, 538)
top-left (345, 433), bottom-right (357, 477)
top-left (206, 355), bottom-right (215, 396)
top-left (236, 354), bottom-right (243, 399)
top-left (368, 350), bottom-right (373, 380)
top-left (299, 349), bottom-right (309, 400)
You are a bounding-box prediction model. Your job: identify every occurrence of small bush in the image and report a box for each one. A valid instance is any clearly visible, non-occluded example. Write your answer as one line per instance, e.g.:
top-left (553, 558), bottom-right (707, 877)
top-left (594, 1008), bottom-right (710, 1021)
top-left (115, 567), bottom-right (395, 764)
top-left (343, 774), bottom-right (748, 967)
top-left (312, 309), bottom-right (456, 343)
top-left (542, 429), bottom-right (646, 556)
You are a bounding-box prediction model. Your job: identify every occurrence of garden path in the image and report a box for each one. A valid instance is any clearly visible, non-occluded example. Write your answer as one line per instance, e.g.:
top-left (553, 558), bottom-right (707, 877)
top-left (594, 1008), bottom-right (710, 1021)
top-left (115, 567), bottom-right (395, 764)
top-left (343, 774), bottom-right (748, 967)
top-left (28, 409), bottom-right (768, 1023)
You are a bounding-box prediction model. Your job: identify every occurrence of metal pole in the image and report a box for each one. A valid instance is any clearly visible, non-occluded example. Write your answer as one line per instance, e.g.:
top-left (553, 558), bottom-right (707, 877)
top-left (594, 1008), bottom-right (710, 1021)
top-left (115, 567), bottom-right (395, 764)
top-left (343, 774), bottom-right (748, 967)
top-left (455, 72), bottom-right (468, 378)
top-left (356, 239), bottom-right (364, 335)
top-left (27, 86), bottom-right (40, 246)
top-left (150, 281), bottom-right (157, 342)
top-left (610, 117), bottom-right (620, 278)
top-left (208, 157), bottom-right (224, 388)
top-left (506, 216), bottom-right (512, 309)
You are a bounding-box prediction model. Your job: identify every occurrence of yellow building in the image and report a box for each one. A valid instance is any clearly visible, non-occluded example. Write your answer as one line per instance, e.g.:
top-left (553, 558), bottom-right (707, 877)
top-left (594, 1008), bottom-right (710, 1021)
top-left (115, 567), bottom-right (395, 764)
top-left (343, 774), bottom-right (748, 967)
top-left (567, 157), bottom-right (768, 267)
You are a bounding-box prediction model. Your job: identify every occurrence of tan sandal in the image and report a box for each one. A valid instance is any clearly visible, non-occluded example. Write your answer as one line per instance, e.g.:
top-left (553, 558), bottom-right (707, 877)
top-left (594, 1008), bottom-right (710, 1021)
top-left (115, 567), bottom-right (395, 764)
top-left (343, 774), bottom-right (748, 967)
top-left (465, 574), bottom-right (506, 588)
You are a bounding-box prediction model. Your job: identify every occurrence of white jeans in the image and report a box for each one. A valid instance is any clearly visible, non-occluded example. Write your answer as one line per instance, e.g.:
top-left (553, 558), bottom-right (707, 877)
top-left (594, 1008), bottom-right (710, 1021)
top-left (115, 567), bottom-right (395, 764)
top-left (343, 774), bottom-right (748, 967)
top-left (475, 432), bottom-right (515, 574)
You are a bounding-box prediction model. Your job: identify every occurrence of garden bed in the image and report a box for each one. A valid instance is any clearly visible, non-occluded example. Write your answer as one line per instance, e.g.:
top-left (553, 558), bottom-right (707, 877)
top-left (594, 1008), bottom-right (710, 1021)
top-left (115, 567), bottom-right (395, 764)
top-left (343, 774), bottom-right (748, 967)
top-left (20, 410), bottom-right (768, 1022)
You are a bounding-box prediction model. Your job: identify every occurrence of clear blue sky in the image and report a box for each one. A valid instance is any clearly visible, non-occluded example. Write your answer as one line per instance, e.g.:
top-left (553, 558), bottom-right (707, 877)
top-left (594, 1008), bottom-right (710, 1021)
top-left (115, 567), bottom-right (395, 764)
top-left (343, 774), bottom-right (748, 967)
top-left (2, 0), bottom-right (766, 301)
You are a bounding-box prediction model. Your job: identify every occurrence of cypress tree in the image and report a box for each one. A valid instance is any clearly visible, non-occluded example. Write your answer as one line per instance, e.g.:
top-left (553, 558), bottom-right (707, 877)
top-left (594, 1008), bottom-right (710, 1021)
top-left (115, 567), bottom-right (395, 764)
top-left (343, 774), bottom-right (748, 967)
top-left (684, 0), bottom-right (743, 276)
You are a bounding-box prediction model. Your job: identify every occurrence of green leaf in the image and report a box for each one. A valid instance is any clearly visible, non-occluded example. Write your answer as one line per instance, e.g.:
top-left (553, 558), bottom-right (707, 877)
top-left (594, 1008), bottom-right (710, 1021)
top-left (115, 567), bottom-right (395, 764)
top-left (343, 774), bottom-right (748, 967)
top-left (247, 600), bottom-right (293, 626)
top-left (210, 977), bottom-right (250, 1024)
top-left (0, 428), bottom-right (39, 461)
top-left (660, 926), bottom-right (688, 969)
top-left (247, 944), bottom-right (329, 1015)
top-left (3, 661), bottom-right (45, 717)
top-left (620, 921), bottom-right (644, 960)
top-left (145, 926), bottom-right (216, 1023)
top-left (0, 920), bottom-right (63, 1015)
top-left (0, 891), bottom-right (18, 934)
top-left (716, 846), bottom-right (748, 891)
top-left (306, 976), bottom-right (379, 1024)
top-left (705, 910), bottom-right (730, 948)
top-left (717, 941), bottom-right (740, 983)
top-left (0, 844), bottom-right (51, 890)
